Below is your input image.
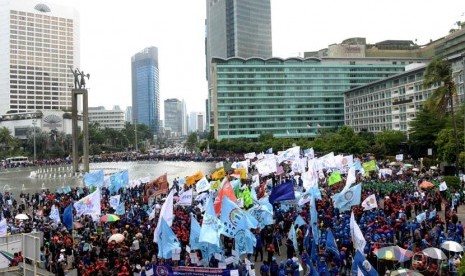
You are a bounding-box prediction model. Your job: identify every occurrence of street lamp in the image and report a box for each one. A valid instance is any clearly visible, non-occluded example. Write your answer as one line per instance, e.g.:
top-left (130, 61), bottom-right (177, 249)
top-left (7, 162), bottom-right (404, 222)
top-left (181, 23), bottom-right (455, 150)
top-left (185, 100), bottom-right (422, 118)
top-left (32, 119), bottom-right (36, 164)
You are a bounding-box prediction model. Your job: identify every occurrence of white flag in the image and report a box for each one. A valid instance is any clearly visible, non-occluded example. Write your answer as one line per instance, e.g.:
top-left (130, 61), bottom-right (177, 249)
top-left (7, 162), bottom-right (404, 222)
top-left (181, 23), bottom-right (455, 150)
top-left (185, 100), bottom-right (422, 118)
top-left (342, 166), bottom-right (356, 192)
top-left (109, 195), bottom-right (121, 210)
top-left (350, 211), bottom-right (366, 254)
top-left (73, 189), bottom-right (101, 218)
top-left (49, 205), bottom-right (61, 224)
top-left (439, 181), bottom-right (448, 191)
top-left (361, 194), bottom-right (378, 211)
top-left (195, 177), bottom-right (210, 193)
top-left (153, 189), bottom-right (175, 243)
top-left (0, 219), bottom-right (6, 237)
top-left (176, 189), bottom-right (193, 206)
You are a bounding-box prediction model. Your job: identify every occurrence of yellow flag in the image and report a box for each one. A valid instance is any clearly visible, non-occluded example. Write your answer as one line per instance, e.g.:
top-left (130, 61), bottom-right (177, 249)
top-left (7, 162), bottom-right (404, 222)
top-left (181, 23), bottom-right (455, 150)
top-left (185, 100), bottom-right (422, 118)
top-left (212, 168), bottom-right (225, 180)
top-left (234, 169), bottom-right (247, 179)
top-left (210, 180), bottom-right (221, 190)
top-left (192, 170), bottom-right (204, 181)
top-left (186, 175), bottom-right (196, 186)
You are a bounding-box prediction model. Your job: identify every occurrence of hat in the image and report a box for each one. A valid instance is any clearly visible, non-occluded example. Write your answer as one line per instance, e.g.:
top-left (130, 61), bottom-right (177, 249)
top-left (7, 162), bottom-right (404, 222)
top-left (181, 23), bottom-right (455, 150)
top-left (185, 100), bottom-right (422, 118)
top-left (60, 249), bottom-right (66, 252)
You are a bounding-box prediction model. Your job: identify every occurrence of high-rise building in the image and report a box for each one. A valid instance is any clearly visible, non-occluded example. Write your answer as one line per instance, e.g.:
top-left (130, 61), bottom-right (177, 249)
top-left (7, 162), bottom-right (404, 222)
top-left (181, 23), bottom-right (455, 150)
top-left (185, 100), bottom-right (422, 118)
top-left (189, 111), bottom-right (206, 132)
top-left (205, 0), bottom-right (272, 127)
top-left (125, 106), bottom-right (132, 123)
top-left (131, 46), bottom-right (159, 134)
top-left (211, 57), bottom-right (429, 140)
top-left (88, 106), bottom-right (125, 130)
top-left (0, 0), bottom-right (80, 114)
top-left (164, 98), bottom-right (184, 136)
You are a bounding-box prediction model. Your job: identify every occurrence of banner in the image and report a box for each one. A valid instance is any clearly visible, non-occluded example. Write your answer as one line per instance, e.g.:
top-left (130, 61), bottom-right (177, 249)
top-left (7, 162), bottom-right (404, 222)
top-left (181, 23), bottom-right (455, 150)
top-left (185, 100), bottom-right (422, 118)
top-left (196, 177), bottom-right (210, 193)
top-left (396, 154), bottom-right (403, 162)
top-left (146, 174), bottom-right (169, 197)
top-left (244, 152), bottom-right (256, 160)
top-left (177, 189), bottom-right (193, 206)
top-left (73, 189), bottom-right (101, 218)
top-left (255, 158), bottom-right (277, 175)
top-left (109, 195), bottom-right (120, 210)
top-left (361, 194), bottom-right (378, 211)
top-left (142, 266), bottom-right (236, 276)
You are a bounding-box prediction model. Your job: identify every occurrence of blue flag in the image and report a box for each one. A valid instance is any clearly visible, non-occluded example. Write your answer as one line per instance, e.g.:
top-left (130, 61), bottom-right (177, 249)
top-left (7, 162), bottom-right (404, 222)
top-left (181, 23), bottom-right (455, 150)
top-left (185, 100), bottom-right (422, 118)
top-left (199, 240), bottom-right (223, 266)
top-left (310, 196), bottom-right (319, 245)
top-left (157, 218), bottom-right (180, 259)
top-left (333, 183), bottom-right (362, 212)
top-left (84, 170), bottom-right (104, 187)
top-left (288, 225), bottom-right (298, 250)
top-left (247, 203), bottom-right (273, 229)
top-left (121, 170), bottom-right (129, 187)
top-left (109, 171), bottom-right (122, 194)
top-left (352, 250), bottom-right (378, 276)
top-left (269, 181), bottom-right (295, 204)
top-left (219, 196), bottom-right (257, 238)
top-left (325, 228), bottom-right (340, 260)
top-left (199, 197), bottom-right (223, 247)
top-left (294, 215), bottom-right (307, 228)
top-left (235, 228), bottom-right (256, 256)
top-left (62, 205), bottom-right (73, 231)
top-left (115, 202), bottom-right (125, 215)
top-left (190, 214), bottom-right (201, 250)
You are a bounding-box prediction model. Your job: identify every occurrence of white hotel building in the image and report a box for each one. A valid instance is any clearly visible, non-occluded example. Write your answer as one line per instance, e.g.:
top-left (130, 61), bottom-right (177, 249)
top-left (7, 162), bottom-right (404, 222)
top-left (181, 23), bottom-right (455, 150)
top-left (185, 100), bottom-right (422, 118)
top-left (0, 0), bottom-right (79, 114)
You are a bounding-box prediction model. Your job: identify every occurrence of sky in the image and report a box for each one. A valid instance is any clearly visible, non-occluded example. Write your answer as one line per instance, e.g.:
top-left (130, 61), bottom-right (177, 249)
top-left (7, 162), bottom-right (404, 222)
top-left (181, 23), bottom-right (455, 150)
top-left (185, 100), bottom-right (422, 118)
top-left (60, 0), bottom-right (465, 116)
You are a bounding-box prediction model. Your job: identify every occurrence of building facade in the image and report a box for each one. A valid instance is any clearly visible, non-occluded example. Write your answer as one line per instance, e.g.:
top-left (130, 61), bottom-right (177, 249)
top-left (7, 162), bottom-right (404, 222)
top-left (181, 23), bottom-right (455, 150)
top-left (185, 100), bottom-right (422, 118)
top-left (164, 98), bottom-right (183, 135)
top-left (205, 0), bottom-right (272, 127)
top-left (131, 46), bottom-right (159, 134)
top-left (211, 57), bottom-right (428, 140)
top-left (125, 106), bottom-right (132, 123)
top-left (88, 106), bottom-right (125, 130)
top-left (189, 111), bottom-right (206, 132)
top-left (0, 0), bottom-right (80, 114)
top-left (345, 55), bottom-right (465, 134)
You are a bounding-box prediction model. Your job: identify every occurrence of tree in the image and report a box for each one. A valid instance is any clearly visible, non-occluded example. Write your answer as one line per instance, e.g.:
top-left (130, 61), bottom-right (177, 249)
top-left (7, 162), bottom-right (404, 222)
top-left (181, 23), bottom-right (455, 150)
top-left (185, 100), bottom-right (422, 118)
top-left (435, 128), bottom-right (458, 164)
top-left (375, 130), bottom-right (407, 156)
top-left (0, 127), bottom-right (14, 153)
top-left (409, 107), bottom-right (446, 157)
top-left (423, 57), bottom-right (459, 170)
top-left (185, 133), bottom-right (198, 152)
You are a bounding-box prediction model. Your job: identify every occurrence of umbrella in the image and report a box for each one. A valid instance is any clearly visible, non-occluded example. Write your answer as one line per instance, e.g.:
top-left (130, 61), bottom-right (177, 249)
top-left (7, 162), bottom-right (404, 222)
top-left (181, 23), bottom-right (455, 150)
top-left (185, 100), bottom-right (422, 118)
top-left (441, 241), bottom-right (464, 252)
top-left (419, 181), bottom-right (434, 189)
top-left (108, 233), bottom-right (125, 243)
top-left (375, 246), bottom-right (414, 262)
top-left (73, 222), bottom-right (84, 229)
top-left (15, 214), bottom-right (29, 220)
top-left (422, 247), bottom-right (447, 260)
top-left (390, 268), bottom-right (423, 276)
top-left (100, 214), bottom-right (120, 223)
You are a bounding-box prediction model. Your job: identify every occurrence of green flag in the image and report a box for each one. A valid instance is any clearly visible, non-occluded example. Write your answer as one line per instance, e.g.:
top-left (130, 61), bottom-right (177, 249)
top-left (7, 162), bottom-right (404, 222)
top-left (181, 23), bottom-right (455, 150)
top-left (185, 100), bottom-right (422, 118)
top-left (328, 171), bottom-right (342, 186)
top-left (362, 160), bottom-right (377, 172)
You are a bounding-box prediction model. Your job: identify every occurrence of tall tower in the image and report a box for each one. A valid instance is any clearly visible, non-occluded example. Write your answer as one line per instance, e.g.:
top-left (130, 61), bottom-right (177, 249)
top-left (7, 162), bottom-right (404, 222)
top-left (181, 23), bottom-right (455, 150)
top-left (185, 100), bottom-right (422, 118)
top-left (164, 98), bottom-right (183, 135)
top-left (131, 46), bottom-right (159, 135)
top-left (205, 0), bottom-right (272, 126)
top-left (0, 0), bottom-right (80, 114)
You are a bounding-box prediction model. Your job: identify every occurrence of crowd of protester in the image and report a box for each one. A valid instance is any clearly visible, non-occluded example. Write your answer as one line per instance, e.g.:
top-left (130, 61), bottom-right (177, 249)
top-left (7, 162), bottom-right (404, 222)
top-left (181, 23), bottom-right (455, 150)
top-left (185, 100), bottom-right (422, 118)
top-left (0, 155), bottom-right (464, 276)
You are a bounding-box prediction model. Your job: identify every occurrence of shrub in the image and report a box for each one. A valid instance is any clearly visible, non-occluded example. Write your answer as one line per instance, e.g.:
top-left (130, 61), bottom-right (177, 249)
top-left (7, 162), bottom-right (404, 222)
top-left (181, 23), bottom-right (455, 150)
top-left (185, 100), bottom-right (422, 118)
top-left (443, 176), bottom-right (461, 191)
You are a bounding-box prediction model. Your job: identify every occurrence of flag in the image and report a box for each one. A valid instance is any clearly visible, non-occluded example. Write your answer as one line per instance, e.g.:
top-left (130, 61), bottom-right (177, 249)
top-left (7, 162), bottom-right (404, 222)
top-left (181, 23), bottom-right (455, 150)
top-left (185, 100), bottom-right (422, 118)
top-left (220, 196), bottom-right (257, 237)
top-left (233, 168), bottom-right (247, 179)
top-left (269, 181), bottom-right (295, 204)
top-left (199, 197), bottom-right (224, 247)
top-left (192, 170), bottom-right (204, 181)
top-left (235, 229), bottom-right (256, 256)
top-left (73, 189), bottom-right (101, 218)
top-left (333, 184), bottom-right (362, 212)
top-left (255, 158), bottom-right (277, 175)
top-left (109, 195), bottom-right (120, 210)
top-left (319, 152), bottom-right (336, 168)
top-left (396, 154), bottom-right (403, 161)
top-left (350, 212), bottom-right (366, 254)
top-left (49, 205), bottom-right (61, 224)
top-left (342, 155), bottom-right (354, 168)
top-left (83, 170), bottom-right (104, 187)
top-left (211, 168), bottom-right (225, 180)
top-left (352, 250), bottom-right (377, 276)
top-left (189, 213), bottom-right (201, 250)
top-left (325, 228), bottom-right (340, 259)
top-left (328, 171), bottom-right (342, 186)
top-left (0, 219), bottom-right (6, 237)
top-left (304, 148), bottom-right (314, 159)
top-left (63, 205), bottom-right (73, 231)
top-left (343, 166), bottom-right (356, 192)
top-left (214, 181), bottom-right (237, 214)
top-left (310, 196), bottom-right (319, 245)
top-left (157, 218), bottom-right (181, 259)
top-left (416, 212), bottom-right (427, 223)
top-left (244, 152), bottom-right (256, 159)
top-left (115, 202), bottom-right (125, 216)
top-left (153, 189), bottom-right (175, 243)
top-left (247, 203), bottom-right (273, 229)
top-left (195, 177), bottom-right (210, 193)
top-left (361, 194), bottom-right (378, 211)
top-left (294, 215), bottom-right (307, 227)
top-left (288, 224), bottom-right (298, 250)
top-left (210, 180), bottom-right (221, 191)
top-left (362, 160), bottom-right (376, 172)
top-left (176, 189), bottom-right (193, 206)
top-left (265, 148), bottom-right (273, 154)
top-left (215, 161), bottom-right (224, 169)
top-left (439, 181), bottom-right (448, 191)
top-left (238, 187), bottom-right (253, 208)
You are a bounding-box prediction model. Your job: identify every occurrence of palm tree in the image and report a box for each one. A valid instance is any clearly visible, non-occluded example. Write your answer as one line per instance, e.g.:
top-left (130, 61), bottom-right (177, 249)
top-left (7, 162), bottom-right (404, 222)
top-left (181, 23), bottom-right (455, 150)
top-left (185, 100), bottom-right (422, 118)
top-left (423, 57), bottom-right (459, 171)
top-left (0, 127), bottom-right (14, 153)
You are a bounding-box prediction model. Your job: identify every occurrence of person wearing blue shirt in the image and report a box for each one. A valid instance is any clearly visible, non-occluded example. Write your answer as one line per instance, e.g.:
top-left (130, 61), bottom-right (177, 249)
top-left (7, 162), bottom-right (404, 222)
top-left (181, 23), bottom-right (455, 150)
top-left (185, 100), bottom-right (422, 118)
top-left (260, 261), bottom-right (270, 276)
top-left (254, 233), bottom-right (263, 262)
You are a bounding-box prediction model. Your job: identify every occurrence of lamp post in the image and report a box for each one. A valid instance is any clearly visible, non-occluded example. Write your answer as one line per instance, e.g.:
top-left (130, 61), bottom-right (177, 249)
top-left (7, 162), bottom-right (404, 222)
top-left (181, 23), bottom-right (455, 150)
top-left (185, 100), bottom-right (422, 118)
top-left (32, 119), bottom-right (36, 164)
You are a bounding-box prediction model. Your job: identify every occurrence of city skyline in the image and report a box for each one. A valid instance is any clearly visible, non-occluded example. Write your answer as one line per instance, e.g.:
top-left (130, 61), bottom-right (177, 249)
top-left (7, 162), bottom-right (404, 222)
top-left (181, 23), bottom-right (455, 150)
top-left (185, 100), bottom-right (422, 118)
top-left (60, 0), bottom-right (464, 115)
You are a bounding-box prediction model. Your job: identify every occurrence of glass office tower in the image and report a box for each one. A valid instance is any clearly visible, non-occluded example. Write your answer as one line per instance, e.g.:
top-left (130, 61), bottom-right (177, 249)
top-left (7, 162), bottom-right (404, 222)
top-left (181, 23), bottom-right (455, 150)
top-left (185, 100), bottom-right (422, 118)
top-left (131, 46), bottom-right (159, 135)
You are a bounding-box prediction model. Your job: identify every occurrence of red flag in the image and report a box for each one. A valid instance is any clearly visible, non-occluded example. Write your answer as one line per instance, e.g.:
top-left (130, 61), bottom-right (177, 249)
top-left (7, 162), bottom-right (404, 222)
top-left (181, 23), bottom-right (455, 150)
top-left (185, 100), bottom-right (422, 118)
top-left (214, 181), bottom-right (237, 214)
